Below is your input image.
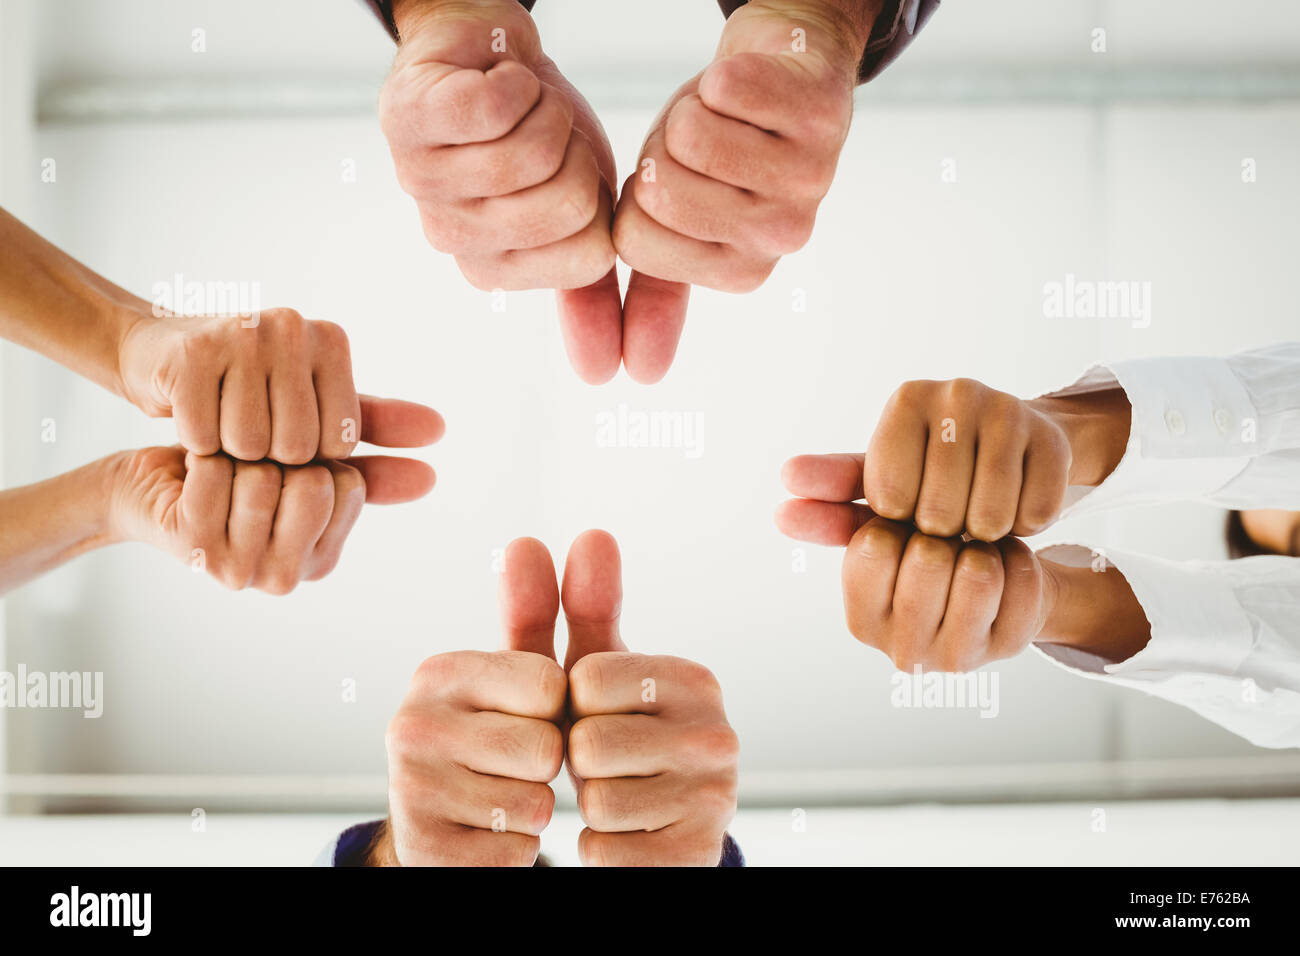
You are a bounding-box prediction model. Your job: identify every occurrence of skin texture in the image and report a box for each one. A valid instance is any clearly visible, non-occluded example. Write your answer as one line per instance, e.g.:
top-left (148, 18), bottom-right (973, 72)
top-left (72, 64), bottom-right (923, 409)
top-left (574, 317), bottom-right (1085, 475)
top-left (614, 0), bottom-right (872, 383)
top-left (382, 0), bottom-right (879, 384)
top-left (0, 399), bottom-right (443, 598)
top-left (383, 0), bottom-right (622, 384)
top-left (775, 377), bottom-right (1150, 670)
top-left (776, 504), bottom-right (1153, 672)
top-left (0, 207), bottom-right (436, 466)
top-left (777, 378), bottom-right (1132, 544)
top-left (371, 530), bottom-right (739, 866)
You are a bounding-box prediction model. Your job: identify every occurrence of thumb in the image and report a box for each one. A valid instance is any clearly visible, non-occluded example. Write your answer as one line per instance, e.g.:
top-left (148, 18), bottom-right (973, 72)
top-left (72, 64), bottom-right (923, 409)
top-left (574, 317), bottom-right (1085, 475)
top-left (621, 271), bottom-right (690, 384)
top-left (498, 537), bottom-right (560, 661)
top-left (556, 267), bottom-right (623, 385)
top-left (561, 529), bottom-right (627, 670)
top-left (344, 455), bottom-right (436, 505)
top-left (358, 395), bottom-right (445, 448)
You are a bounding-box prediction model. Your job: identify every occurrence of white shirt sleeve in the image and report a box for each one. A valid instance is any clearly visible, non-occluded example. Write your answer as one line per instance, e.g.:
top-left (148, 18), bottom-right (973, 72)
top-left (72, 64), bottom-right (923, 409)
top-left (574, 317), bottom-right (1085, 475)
top-left (1033, 543), bottom-right (1300, 749)
top-left (1044, 342), bottom-right (1300, 517)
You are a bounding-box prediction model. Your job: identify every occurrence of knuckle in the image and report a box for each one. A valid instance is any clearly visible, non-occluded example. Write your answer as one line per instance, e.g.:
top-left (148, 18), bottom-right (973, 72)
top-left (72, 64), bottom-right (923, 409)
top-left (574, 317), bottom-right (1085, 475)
top-left (567, 717), bottom-right (601, 774)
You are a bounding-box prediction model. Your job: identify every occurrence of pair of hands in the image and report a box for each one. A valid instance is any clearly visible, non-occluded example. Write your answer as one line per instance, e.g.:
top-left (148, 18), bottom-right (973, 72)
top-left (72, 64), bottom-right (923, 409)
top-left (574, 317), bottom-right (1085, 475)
top-left (378, 530), bottom-right (739, 866)
top-left (110, 307), bottom-right (444, 593)
top-left (380, 0), bottom-right (871, 383)
top-left (777, 378), bottom-right (1134, 671)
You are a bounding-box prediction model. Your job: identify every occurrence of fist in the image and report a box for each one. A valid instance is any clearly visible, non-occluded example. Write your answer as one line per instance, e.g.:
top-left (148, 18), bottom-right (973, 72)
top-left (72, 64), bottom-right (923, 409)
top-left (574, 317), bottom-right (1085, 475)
top-left (611, 1), bottom-right (860, 383)
top-left (118, 308), bottom-right (364, 465)
top-left (841, 516), bottom-right (1050, 672)
top-left (778, 379), bottom-right (1073, 545)
top-left (108, 442), bottom-right (438, 594)
top-left (383, 649), bottom-right (567, 867)
top-left (568, 652), bottom-right (739, 867)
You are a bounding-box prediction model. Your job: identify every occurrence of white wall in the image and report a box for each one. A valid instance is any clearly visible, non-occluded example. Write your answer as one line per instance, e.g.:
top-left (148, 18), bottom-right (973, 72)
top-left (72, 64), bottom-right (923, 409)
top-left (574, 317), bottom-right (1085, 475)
top-left (4, 0), bottom-right (1300, 807)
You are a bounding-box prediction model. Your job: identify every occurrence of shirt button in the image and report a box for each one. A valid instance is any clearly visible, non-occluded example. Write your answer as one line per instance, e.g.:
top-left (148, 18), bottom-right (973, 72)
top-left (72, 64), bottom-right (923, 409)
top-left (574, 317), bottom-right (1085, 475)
top-left (1213, 408), bottom-right (1231, 434)
top-left (1165, 409), bottom-right (1186, 436)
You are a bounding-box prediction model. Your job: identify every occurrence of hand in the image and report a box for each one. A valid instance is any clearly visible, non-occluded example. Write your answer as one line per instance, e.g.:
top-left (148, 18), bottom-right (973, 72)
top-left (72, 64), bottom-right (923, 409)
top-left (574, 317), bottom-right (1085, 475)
top-left (557, 532), bottom-right (740, 867)
top-left (780, 379), bottom-right (1083, 544)
top-left (106, 398), bottom-right (442, 593)
top-left (379, 542), bottom-right (570, 866)
top-left (612, 0), bottom-right (870, 383)
top-left (781, 503), bottom-right (1059, 671)
top-left (380, 0), bottom-right (621, 384)
top-left (117, 307), bottom-right (430, 465)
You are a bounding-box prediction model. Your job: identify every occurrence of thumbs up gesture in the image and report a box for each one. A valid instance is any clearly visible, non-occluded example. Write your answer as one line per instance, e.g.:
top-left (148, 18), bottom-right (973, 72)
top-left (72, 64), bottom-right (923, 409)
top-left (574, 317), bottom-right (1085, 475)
top-left (560, 531), bottom-right (739, 868)
top-left (374, 530), bottom-right (738, 866)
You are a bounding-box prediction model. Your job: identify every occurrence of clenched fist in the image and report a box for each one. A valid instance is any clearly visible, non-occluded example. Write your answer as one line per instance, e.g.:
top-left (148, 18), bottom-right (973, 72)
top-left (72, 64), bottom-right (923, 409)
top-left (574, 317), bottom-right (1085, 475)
top-left (370, 530), bottom-right (739, 866)
top-left (779, 377), bottom-right (1132, 543)
top-left (118, 307), bottom-right (419, 466)
top-left (613, 0), bottom-right (870, 383)
top-left (380, 0), bottom-right (622, 383)
top-left (106, 397), bottom-right (442, 593)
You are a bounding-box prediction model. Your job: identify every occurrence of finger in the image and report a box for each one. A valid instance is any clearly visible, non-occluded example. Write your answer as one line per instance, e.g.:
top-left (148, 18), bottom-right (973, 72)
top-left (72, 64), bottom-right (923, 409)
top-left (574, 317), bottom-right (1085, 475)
top-left (890, 532), bottom-right (960, 663)
top-left (254, 465), bottom-right (334, 594)
top-left (498, 537), bottom-right (560, 660)
top-left (774, 498), bottom-right (873, 546)
top-left (664, 92), bottom-right (793, 193)
top-left (988, 537), bottom-right (1044, 658)
top-left (699, 52), bottom-right (835, 140)
top-left (455, 185), bottom-right (615, 291)
top-left (412, 60), bottom-right (541, 148)
top-left (169, 370), bottom-right (221, 456)
top-left (556, 268), bottom-right (623, 386)
top-left (177, 451), bottom-right (233, 545)
top-left (302, 459), bottom-right (366, 581)
top-left (311, 323), bottom-right (362, 460)
top-left (612, 172), bottom-right (773, 293)
top-left (913, 424), bottom-right (976, 538)
top-left (344, 455), bottom-right (436, 505)
top-left (358, 395), bottom-right (445, 448)
top-left (579, 775), bottom-right (688, 834)
top-left (620, 271), bottom-right (690, 385)
top-left (863, 399), bottom-right (927, 522)
top-left (933, 542), bottom-right (1004, 670)
top-left (267, 365), bottom-right (320, 466)
top-left (579, 824), bottom-right (723, 867)
top-left (1013, 426), bottom-right (1071, 537)
top-left (434, 770), bottom-right (557, 836)
top-left (435, 132), bottom-right (600, 252)
top-left (569, 654), bottom-right (720, 720)
top-left (562, 529), bottom-right (626, 670)
top-left (841, 517), bottom-right (909, 646)
top-left (409, 650), bottom-right (566, 721)
top-left (447, 711), bottom-right (565, 784)
top-left (567, 713), bottom-right (671, 779)
top-left (401, 82), bottom-right (574, 199)
top-left (965, 432), bottom-right (1025, 542)
top-left (223, 460), bottom-right (282, 589)
top-left (218, 363), bottom-right (271, 462)
top-left (631, 128), bottom-right (761, 248)
top-left (780, 453), bottom-right (865, 501)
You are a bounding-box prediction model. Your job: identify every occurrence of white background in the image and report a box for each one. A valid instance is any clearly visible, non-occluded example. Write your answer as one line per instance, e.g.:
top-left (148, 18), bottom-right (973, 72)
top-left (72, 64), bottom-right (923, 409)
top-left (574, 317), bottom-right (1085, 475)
top-left (3, 0), bottom-right (1300, 832)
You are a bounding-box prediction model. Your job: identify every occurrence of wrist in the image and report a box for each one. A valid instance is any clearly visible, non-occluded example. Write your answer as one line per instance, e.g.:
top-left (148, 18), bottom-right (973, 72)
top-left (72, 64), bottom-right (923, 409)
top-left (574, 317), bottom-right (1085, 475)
top-left (1036, 554), bottom-right (1151, 662)
top-left (1027, 388), bottom-right (1132, 488)
top-left (391, 0), bottom-right (523, 37)
top-left (748, 0), bottom-right (883, 68)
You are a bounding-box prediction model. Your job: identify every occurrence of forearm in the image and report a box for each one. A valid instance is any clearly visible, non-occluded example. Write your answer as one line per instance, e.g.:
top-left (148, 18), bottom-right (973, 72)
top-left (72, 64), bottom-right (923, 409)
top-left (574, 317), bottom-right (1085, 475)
top-left (0, 208), bottom-right (147, 398)
top-left (1027, 387), bottom-right (1132, 488)
top-left (0, 453), bottom-right (126, 595)
top-left (1036, 555), bottom-right (1151, 662)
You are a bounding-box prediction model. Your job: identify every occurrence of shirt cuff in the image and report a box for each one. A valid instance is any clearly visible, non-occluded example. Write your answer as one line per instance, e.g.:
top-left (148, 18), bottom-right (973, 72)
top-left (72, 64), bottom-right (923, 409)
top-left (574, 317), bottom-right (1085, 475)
top-left (1044, 356), bottom-right (1259, 518)
top-left (1030, 544), bottom-right (1300, 749)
